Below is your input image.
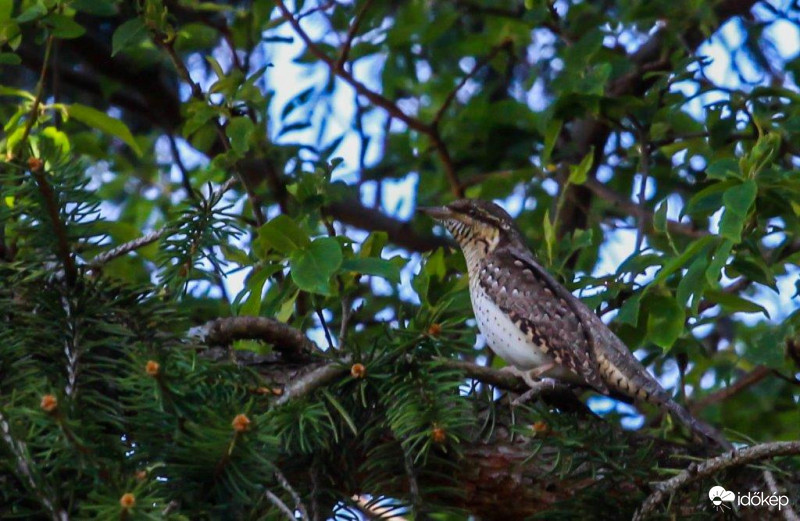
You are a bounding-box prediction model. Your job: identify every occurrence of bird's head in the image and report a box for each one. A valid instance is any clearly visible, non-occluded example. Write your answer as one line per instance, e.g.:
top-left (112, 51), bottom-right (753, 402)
top-left (418, 199), bottom-right (521, 262)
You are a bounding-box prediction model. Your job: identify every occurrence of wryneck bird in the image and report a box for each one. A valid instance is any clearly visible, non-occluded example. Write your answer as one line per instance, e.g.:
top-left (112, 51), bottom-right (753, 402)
top-left (419, 198), bottom-right (727, 447)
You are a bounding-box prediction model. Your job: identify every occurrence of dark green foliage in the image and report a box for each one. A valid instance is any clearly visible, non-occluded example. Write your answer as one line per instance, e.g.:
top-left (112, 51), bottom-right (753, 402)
top-left (2, 0), bottom-right (800, 518)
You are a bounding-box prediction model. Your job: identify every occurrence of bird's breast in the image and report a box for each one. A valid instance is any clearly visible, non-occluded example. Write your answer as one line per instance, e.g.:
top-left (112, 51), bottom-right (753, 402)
top-left (469, 282), bottom-right (556, 371)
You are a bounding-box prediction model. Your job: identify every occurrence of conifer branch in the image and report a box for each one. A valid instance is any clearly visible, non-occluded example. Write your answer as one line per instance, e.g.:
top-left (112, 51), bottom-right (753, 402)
top-left (634, 441), bottom-right (800, 520)
top-left (0, 412), bottom-right (67, 521)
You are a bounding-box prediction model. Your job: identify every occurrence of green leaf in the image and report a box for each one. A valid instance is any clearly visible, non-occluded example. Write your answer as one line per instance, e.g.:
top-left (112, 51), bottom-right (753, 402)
top-left (340, 257), bottom-right (401, 284)
top-left (111, 18), bottom-right (147, 56)
top-left (541, 118), bottom-right (562, 166)
top-left (542, 209), bottom-right (555, 265)
top-left (705, 239), bottom-right (733, 285)
top-left (44, 14), bottom-right (85, 39)
top-left (676, 255), bottom-right (708, 312)
top-left (254, 215), bottom-right (310, 255)
top-left (66, 103), bottom-right (142, 156)
top-left (71, 0), bottom-right (118, 16)
top-left (616, 292), bottom-right (642, 326)
top-left (646, 295), bottom-right (684, 351)
top-left (0, 52), bottom-right (20, 65)
top-left (226, 116), bottom-right (255, 155)
top-left (359, 231), bottom-right (388, 258)
top-left (567, 147), bottom-right (594, 185)
top-left (0, 0), bottom-right (12, 23)
top-left (719, 180), bottom-right (757, 242)
top-left (653, 199), bottom-right (668, 234)
top-left (723, 179), bottom-right (757, 215)
top-left (290, 237), bottom-right (343, 295)
top-left (705, 290), bottom-right (769, 318)
top-left (706, 158), bottom-right (740, 180)
top-left (650, 235), bottom-right (715, 287)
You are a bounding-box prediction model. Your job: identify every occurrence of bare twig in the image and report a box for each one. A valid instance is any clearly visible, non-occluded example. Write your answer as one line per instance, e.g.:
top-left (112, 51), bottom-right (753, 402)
top-left (265, 490), bottom-right (298, 521)
top-left (583, 178), bottom-right (708, 238)
top-left (152, 29), bottom-right (265, 226)
top-left (432, 38), bottom-right (512, 126)
top-left (334, 0), bottom-right (374, 72)
top-left (273, 466), bottom-right (311, 521)
top-left (690, 365), bottom-right (770, 414)
top-left (274, 0), bottom-right (463, 197)
top-left (87, 228), bottom-right (165, 268)
top-left (764, 469), bottom-right (800, 521)
top-left (634, 441), bottom-right (800, 520)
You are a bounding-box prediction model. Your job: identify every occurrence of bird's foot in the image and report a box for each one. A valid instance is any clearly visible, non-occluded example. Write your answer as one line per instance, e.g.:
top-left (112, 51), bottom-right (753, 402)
top-left (502, 364), bottom-right (556, 389)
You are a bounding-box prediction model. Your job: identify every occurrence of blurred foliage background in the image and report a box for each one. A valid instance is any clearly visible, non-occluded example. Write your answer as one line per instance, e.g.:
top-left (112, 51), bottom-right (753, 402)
top-left (1, 0), bottom-right (800, 519)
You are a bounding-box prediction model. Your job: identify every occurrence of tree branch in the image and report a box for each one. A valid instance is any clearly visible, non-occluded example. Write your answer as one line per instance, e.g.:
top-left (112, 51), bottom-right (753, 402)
top-left (274, 0), bottom-right (463, 197)
top-left (634, 441), bottom-right (800, 520)
top-left (203, 316), bottom-right (318, 361)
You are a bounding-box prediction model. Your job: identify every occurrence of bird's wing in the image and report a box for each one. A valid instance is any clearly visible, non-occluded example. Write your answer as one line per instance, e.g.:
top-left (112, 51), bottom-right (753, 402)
top-left (481, 246), bottom-right (608, 392)
top-left (505, 246), bottom-right (673, 403)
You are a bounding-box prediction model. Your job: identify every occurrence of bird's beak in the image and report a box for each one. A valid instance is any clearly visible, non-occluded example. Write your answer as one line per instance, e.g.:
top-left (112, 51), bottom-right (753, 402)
top-left (417, 205), bottom-right (452, 221)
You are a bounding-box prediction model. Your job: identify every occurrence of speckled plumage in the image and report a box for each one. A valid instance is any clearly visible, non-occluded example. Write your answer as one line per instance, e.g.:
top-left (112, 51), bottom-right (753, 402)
top-left (419, 198), bottom-right (726, 446)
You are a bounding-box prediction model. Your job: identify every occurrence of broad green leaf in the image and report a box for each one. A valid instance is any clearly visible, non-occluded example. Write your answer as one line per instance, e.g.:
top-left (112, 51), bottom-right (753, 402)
top-left (719, 180), bottom-right (757, 242)
top-left (646, 295), bottom-right (684, 351)
top-left (0, 85), bottom-right (35, 100)
top-left (650, 235), bottom-right (715, 288)
top-left (0, 52), bottom-right (20, 65)
top-left (340, 257), bottom-right (401, 284)
top-left (617, 292), bottom-right (642, 326)
top-left (359, 231), bottom-right (389, 258)
top-left (44, 14), bottom-right (85, 39)
top-left (676, 255), bottom-right (708, 312)
top-left (706, 158), bottom-right (739, 180)
top-left (226, 116), bottom-right (254, 155)
top-left (67, 103), bottom-right (142, 156)
top-left (71, 0), bottom-right (118, 16)
top-left (254, 215), bottom-right (310, 255)
top-left (541, 118), bottom-right (562, 166)
top-left (723, 179), bottom-right (757, 214)
top-left (705, 239), bottom-right (733, 285)
top-left (705, 290), bottom-right (769, 318)
top-left (290, 237), bottom-right (343, 295)
top-left (0, 0), bottom-right (11, 23)
top-left (567, 147), bottom-right (594, 185)
top-left (111, 18), bottom-right (147, 56)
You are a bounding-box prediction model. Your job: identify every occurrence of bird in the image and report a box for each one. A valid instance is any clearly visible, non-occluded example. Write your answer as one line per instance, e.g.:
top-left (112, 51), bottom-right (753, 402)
top-left (418, 198), bottom-right (727, 447)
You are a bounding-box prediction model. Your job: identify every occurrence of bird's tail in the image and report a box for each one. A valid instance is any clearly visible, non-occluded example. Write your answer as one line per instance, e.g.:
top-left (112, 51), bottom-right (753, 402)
top-left (663, 399), bottom-right (732, 450)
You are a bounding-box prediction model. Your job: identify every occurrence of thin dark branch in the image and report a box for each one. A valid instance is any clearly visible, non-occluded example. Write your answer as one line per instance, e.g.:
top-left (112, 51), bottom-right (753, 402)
top-left (583, 178), bottom-right (708, 238)
top-left (433, 38), bottom-right (512, 126)
top-left (689, 365), bottom-right (770, 413)
top-left (274, 0), bottom-right (462, 197)
top-left (634, 441), bottom-right (800, 520)
top-left (334, 0), bottom-right (375, 72)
